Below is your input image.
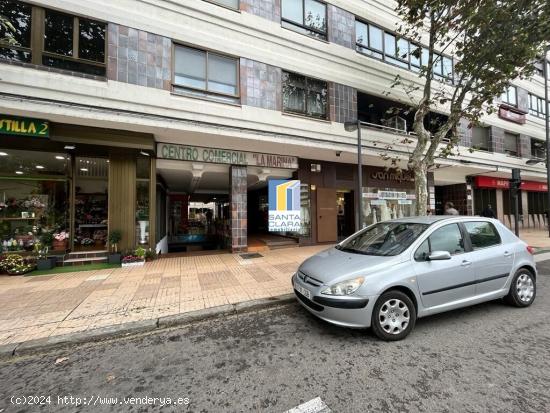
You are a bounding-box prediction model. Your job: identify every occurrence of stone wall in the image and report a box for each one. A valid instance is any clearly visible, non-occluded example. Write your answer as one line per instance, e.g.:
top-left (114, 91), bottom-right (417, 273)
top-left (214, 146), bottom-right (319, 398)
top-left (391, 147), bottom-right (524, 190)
top-left (329, 83), bottom-right (357, 123)
top-left (240, 0), bottom-right (281, 22)
top-left (327, 5), bottom-right (355, 49)
top-left (519, 134), bottom-right (531, 158)
top-left (107, 23), bottom-right (171, 90)
top-left (490, 126), bottom-right (505, 154)
top-left (240, 59), bottom-right (282, 110)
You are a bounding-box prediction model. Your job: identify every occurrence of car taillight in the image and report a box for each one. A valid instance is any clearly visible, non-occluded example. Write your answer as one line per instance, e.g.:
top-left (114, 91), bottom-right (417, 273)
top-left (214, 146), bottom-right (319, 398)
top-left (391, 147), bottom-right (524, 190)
top-left (526, 246), bottom-right (535, 255)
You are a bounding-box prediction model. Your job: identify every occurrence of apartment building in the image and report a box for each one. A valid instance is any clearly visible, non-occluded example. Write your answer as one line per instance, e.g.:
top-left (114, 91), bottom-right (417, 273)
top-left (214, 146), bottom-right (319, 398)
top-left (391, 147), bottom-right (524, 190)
top-left (0, 0), bottom-right (548, 255)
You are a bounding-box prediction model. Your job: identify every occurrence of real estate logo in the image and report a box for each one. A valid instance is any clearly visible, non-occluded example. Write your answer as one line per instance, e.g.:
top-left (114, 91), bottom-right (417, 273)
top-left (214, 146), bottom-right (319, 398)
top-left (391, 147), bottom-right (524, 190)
top-left (268, 180), bottom-right (301, 232)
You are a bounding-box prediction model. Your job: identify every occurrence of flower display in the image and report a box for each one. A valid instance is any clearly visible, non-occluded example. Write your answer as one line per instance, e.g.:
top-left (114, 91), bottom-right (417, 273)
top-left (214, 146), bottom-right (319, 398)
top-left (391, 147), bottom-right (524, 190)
top-left (54, 231), bottom-right (68, 241)
top-left (22, 197), bottom-right (46, 209)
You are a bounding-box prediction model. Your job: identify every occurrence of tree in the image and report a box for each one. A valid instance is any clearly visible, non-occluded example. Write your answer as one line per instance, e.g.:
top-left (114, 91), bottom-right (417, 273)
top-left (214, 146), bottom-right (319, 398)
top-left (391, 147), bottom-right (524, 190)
top-left (384, 0), bottom-right (550, 215)
top-left (0, 13), bottom-right (17, 46)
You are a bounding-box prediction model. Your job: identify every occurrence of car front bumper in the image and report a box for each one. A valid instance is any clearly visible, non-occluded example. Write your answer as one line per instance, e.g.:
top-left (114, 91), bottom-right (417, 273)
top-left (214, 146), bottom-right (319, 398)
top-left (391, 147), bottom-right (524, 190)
top-left (291, 273), bottom-right (378, 328)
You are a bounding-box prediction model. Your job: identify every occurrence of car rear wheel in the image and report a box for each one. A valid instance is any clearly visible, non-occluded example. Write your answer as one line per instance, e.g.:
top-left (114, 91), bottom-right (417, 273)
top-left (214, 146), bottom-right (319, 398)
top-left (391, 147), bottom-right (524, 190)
top-left (505, 268), bottom-right (536, 307)
top-left (371, 290), bottom-right (416, 341)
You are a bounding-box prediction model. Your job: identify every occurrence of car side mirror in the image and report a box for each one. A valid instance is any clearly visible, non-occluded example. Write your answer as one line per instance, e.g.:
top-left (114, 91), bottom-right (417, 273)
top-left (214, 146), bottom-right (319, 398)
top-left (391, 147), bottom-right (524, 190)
top-left (428, 250), bottom-right (452, 261)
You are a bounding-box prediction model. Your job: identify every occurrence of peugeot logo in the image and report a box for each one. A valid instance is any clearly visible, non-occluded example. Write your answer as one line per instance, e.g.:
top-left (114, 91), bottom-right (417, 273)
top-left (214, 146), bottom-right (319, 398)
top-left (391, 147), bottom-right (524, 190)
top-left (303, 275), bottom-right (309, 283)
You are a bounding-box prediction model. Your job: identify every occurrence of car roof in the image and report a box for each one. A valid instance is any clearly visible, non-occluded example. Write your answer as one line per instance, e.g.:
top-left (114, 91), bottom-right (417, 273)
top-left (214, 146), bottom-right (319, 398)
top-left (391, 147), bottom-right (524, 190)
top-left (387, 215), bottom-right (488, 225)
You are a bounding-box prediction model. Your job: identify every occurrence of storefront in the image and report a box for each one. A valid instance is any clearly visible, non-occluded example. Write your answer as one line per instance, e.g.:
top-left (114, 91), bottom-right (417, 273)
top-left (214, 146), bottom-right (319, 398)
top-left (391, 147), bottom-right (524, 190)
top-left (472, 175), bottom-right (548, 228)
top-left (0, 115), bottom-right (155, 254)
top-left (296, 160), bottom-right (434, 245)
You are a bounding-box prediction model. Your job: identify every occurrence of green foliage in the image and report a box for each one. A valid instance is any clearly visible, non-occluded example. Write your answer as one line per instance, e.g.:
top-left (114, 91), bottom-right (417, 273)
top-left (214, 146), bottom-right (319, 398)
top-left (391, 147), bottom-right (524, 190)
top-left (135, 246), bottom-right (146, 259)
top-left (108, 230), bottom-right (122, 252)
top-left (40, 232), bottom-right (53, 247)
top-left (0, 13), bottom-right (18, 46)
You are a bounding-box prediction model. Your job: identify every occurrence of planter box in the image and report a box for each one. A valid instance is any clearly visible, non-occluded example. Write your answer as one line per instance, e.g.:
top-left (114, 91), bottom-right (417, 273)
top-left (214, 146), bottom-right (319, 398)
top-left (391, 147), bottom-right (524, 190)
top-left (108, 253), bottom-right (121, 264)
top-left (37, 258), bottom-right (55, 271)
top-left (121, 260), bottom-right (145, 267)
top-left (52, 239), bottom-right (67, 251)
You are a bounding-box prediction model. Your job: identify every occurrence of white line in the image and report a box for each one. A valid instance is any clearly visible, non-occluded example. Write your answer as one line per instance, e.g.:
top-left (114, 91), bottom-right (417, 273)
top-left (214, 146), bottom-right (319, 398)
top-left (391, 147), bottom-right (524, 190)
top-left (285, 397), bottom-right (331, 413)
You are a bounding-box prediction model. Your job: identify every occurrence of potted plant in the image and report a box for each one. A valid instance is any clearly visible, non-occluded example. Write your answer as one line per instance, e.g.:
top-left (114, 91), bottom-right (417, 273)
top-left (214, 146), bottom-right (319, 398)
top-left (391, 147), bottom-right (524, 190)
top-left (34, 242), bottom-right (54, 271)
top-left (1, 254), bottom-right (35, 276)
top-left (52, 231), bottom-right (69, 251)
top-left (108, 230), bottom-right (122, 264)
top-left (39, 232), bottom-right (57, 267)
top-left (145, 248), bottom-right (157, 262)
top-left (121, 246), bottom-right (146, 267)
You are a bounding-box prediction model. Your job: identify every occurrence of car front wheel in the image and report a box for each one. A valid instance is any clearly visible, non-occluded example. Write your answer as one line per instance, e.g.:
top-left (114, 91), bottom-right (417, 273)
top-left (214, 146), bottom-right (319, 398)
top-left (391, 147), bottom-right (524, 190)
top-left (371, 290), bottom-right (416, 341)
top-left (505, 268), bottom-right (536, 307)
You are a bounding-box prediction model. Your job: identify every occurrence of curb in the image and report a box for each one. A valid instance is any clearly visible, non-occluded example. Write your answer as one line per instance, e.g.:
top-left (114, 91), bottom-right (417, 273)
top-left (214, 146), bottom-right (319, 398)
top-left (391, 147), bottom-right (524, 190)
top-left (1, 293), bottom-right (296, 359)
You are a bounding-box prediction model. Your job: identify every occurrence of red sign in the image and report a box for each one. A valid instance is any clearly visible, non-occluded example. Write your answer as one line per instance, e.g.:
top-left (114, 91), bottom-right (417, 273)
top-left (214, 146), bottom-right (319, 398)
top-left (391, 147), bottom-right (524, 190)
top-left (474, 176), bottom-right (547, 192)
top-left (498, 106), bottom-right (526, 125)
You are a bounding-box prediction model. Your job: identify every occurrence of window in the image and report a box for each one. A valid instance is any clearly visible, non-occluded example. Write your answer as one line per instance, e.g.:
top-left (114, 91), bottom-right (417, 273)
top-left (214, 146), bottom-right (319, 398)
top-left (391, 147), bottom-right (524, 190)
top-left (0, 1), bottom-right (106, 76)
top-left (173, 44), bottom-right (239, 104)
top-left (282, 0), bottom-right (327, 40)
top-left (471, 126), bottom-right (490, 151)
top-left (529, 93), bottom-right (547, 118)
top-left (0, 1), bottom-right (32, 63)
top-left (531, 138), bottom-right (546, 159)
top-left (336, 222), bottom-right (429, 257)
top-left (282, 71), bottom-right (327, 119)
top-left (501, 86), bottom-right (517, 107)
top-left (42, 10), bottom-right (106, 76)
top-left (414, 239), bottom-right (430, 261)
top-left (429, 224), bottom-right (465, 255)
top-left (504, 132), bottom-right (519, 157)
top-left (205, 0), bottom-right (239, 9)
top-left (354, 20), bottom-right (452, 80)
top-left (463, 222), bottom-right (501, 249)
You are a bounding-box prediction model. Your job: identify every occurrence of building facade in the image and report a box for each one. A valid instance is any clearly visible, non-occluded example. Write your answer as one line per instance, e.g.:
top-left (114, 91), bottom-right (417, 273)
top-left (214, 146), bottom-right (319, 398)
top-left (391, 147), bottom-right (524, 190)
top-left (0, 0), bottom-right (548, 254)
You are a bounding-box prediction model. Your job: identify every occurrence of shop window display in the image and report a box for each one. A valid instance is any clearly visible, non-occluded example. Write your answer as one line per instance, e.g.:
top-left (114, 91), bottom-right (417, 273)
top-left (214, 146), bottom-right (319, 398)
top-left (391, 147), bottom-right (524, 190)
top-left (136, 157), bottom-right (150, 245)
top-left (74, 157), bottom-right (108, 250)
top-left (0, 149), bottom-right (69, 253)
top-left (362, 188), bottom-right (416, 227)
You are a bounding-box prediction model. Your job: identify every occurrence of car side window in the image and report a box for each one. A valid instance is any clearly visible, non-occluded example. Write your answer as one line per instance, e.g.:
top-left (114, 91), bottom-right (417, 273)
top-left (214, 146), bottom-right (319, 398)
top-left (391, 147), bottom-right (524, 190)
top-left (464, 221), bottom-right (501, 249)
top-left (428, 224), bottom-right (465, 255)
top-left (414, 239), bottom-right (430, 261)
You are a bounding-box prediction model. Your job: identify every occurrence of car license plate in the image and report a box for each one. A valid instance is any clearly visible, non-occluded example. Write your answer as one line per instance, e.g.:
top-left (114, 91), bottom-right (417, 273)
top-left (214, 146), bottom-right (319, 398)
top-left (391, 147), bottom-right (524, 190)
top-left (294, 282), bottom-right (312, 300)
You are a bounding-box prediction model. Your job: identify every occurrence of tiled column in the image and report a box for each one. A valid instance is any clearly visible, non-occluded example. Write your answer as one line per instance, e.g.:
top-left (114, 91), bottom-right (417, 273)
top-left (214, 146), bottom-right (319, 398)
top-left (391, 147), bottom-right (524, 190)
top-left (519, 134), bottom-right (531, 158)
top-left (458, 118), bottom-right (472, 147)
top-left (230, 166), bottom-right (248, 253)
top-left (490, 126), bottom-right (505, 154)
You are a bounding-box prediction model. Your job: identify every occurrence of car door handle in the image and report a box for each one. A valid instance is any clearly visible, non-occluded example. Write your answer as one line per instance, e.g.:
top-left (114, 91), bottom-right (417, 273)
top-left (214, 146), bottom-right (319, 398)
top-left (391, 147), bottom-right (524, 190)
top-left (461, 260), bottom-right (472, 267)
top-left (504, 251), bottom-right (512, 257)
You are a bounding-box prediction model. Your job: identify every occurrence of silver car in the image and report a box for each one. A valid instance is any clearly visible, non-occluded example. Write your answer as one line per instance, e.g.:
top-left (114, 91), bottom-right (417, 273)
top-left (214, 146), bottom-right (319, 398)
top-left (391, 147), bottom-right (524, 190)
top-left (293, 216), bottom-right (536, 341)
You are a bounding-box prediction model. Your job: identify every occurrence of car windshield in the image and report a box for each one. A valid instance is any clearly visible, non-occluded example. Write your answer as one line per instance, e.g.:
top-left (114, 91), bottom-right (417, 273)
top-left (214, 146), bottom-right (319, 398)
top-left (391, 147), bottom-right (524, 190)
top-left (336, 222), bottom-right (429, 256)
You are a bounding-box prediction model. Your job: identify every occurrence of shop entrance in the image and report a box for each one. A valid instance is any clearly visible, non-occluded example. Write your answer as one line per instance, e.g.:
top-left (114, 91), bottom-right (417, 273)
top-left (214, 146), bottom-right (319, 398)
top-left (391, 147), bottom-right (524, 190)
top-left (156, 160), bottom-right (230, 254)
top-left (316, 188), bottom-right (337, 243)
top-left (337, 190), bottom-right (355, 240)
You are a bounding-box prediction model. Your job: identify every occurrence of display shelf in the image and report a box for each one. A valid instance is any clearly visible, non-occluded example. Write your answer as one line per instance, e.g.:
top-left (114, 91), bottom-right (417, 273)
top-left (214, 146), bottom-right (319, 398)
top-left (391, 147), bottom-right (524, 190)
top-left (0, 217), bottom-right (40, 221)
top-left (78, 224), bottom-right (108, 228)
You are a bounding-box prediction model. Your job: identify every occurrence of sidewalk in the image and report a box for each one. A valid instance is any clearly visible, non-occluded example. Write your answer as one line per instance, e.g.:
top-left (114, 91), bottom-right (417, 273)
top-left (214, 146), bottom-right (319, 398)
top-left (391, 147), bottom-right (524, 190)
top-left (0, 245), bottom-right (327, 347)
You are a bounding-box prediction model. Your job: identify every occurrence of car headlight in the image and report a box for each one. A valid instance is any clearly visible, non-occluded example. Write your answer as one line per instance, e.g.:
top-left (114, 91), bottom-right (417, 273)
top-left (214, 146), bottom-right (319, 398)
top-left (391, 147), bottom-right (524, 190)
top-left (321, 277), bottom-right (364, 296)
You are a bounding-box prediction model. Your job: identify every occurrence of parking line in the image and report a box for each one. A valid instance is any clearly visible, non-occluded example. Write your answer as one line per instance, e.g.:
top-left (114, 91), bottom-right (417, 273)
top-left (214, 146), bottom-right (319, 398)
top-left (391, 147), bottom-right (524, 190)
top-left (284, 397), bottom-right (331, 413)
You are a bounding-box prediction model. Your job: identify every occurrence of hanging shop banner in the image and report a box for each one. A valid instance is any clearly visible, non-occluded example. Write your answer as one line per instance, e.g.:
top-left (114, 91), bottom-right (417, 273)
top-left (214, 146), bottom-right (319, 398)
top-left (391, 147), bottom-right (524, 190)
top-left (268, 180), bottom-right (301, 232)
top-left (377, 190), bottom-right (408, 200)
top-left (0, 115), bottom-right (49, 137)
top-left (157, 143), bottom-right (298, 169)
top-left (474, 176), bottom-right (548, 192)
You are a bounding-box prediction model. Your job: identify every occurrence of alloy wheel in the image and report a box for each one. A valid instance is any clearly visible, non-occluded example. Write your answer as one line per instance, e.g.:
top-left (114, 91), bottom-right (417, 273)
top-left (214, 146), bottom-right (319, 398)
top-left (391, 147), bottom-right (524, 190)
top-left (379, 298), bottom-right (410, 335)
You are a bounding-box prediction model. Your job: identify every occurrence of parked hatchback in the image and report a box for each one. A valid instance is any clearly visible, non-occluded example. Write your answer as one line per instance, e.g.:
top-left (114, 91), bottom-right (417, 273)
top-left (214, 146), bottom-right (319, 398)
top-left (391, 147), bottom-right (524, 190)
top-left (293, 216), bottom-right (536, 341)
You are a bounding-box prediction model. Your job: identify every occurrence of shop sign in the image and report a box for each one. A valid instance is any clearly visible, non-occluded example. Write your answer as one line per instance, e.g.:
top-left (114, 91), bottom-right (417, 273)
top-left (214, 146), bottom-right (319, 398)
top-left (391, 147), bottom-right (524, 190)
top-left (498, 106), bottom-right (526, 125)
top-left (268, 180), bottom-right (301, 232)
top-left (398, 200), bottom-right (413, 205)
top-left (377, 191), bottom-right (407, 200)
top-left (474, 176), bottom-right (547, 192)
top-left (0, 115), bottom-right (49, 137)
top-left (157, 143), bottom-right (298, 169)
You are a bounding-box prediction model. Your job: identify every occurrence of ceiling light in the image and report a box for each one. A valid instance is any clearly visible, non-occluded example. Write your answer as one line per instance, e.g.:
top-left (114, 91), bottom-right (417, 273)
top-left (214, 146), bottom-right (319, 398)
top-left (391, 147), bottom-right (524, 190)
top-left (140, 151), bottom-right (150, 156)
top-left (36, 165), bottom-right (44, 169)
top-left (15, 171), bottom-right (23, 175)
top-left (64, 145), bottom-right (75, 150)
top-left (80, 168), bottom-right (88, 172)
top-left (0, 152), bottom-right (7, 156)
top-left (55, 155), bottom-right (65, 160)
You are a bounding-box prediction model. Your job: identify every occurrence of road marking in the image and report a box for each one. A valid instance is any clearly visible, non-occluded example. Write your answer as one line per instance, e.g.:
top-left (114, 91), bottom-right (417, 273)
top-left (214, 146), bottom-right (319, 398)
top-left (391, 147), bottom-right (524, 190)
top-left (285, 397), bottom-right (331, 413)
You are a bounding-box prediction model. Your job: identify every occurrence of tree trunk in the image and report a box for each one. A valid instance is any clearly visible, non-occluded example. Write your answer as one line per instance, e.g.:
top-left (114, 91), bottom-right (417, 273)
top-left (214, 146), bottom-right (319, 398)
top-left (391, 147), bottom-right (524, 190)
top-left (413, 163), bottom-right (429, 216)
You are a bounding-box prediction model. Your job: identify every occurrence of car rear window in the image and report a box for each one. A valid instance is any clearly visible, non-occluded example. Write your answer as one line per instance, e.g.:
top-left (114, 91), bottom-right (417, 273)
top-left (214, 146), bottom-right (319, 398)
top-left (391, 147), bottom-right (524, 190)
top-left (463, 221), bottom-right (501, 249)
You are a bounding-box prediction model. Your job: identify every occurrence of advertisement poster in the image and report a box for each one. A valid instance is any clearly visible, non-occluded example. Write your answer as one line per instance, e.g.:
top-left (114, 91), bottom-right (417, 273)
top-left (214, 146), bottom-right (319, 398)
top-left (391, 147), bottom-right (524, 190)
top-left (268, 180), bottom-right (301, 232)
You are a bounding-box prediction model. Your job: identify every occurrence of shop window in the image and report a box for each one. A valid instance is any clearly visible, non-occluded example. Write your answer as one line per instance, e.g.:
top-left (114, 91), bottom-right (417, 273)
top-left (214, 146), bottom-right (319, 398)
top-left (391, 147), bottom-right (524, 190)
top-left (0, 1), bottom-right (32, 63)
top-left (300, 183), bottom-right (311, 238)
top-left (173, 44), bottom-right (239, 104)
top-left (501, 86), bottom-right (517, 107)
top-left (529, 93), bottom-right (547, 119)
top-left (504, 132), bottom-right (519, 157)
top-left (281, 0), bottom-right (327, 40)
top-left (0, 149), bottom-right (69, 253)
top-left (528, 191), bottom-right (548, 215)
top-left (0, 1), bottom-right (106, 76)
top-left (136, 157), bottom-right (150, 246)
top-left (471, 126), bottom-right (490, 151)
top-left (361, 187), bottom-right (416, 227)
top-left (282, 71), bottom-right (327, 119)
top-left (531, 138), bottom-right (546, 159)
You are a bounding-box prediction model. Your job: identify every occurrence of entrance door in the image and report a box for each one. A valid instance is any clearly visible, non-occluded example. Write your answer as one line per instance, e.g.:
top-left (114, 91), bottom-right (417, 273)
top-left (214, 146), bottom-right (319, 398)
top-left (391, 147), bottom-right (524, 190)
top-left (317, 188), bottom-right (337, 243)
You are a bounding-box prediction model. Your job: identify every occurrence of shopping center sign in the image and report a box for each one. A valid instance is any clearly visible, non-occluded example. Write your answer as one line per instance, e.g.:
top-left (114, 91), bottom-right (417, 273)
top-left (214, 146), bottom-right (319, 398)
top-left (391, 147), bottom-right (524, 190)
top-left (0, 115), bottom-right (49, 137)
top-left (268, 180), bottom-right (301, 232)
top-left (157, 143), bottom-right (298, 169)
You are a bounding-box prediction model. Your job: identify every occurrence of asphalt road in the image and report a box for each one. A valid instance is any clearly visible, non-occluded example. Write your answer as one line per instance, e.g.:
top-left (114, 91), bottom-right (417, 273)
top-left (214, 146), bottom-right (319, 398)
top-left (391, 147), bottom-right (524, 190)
top-left (1, 263), bottom-right (550, 413)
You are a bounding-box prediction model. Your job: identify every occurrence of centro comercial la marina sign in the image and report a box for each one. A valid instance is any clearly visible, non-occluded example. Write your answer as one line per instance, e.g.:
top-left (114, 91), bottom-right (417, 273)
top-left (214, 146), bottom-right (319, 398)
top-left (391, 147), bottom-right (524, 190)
top-left (157, 143), bottom-right (299, 169)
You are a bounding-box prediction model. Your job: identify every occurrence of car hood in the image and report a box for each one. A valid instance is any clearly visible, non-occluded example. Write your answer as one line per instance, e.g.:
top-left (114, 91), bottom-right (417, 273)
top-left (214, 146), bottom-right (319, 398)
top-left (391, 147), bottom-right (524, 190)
top-left (298, 247), bottom-right (404, 284)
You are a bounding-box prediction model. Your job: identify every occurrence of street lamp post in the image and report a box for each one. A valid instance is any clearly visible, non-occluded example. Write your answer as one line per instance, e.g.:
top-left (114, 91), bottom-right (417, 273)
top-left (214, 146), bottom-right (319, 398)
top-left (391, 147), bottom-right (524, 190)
top-left (344, 120), bottom-right (364, 231)
top-left (544, 46), bottom-right (550, 237)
